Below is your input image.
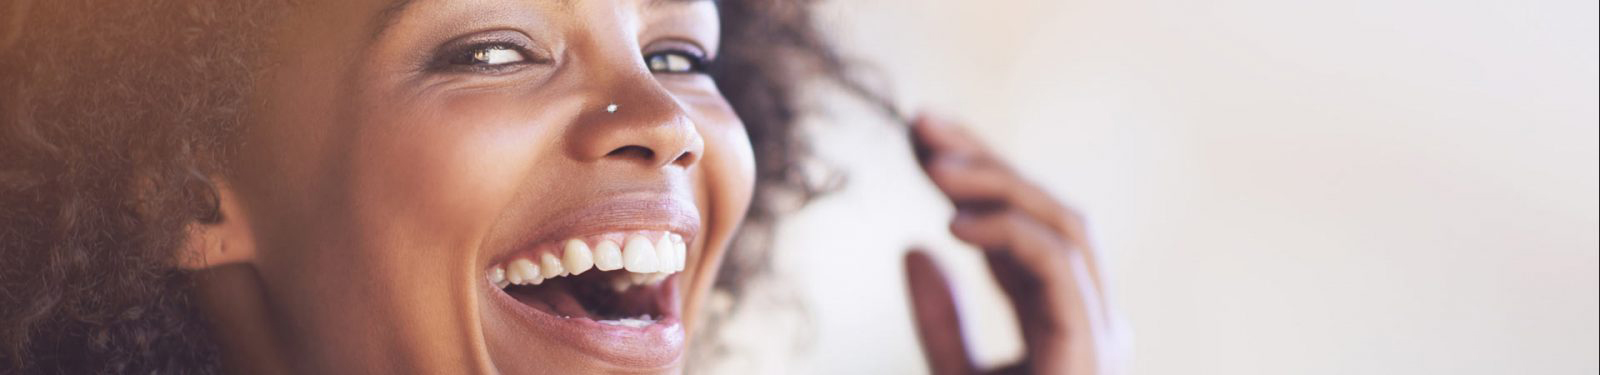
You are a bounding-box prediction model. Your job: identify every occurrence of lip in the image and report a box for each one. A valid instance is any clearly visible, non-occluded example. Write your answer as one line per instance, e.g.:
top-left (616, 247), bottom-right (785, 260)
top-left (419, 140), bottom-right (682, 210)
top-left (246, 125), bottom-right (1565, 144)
top-left (493, 193), bottom-right (701, 263)
top-left (488, 275), bottom-right (686, 369)
top-left (483, 193), bottom-right (699, 369)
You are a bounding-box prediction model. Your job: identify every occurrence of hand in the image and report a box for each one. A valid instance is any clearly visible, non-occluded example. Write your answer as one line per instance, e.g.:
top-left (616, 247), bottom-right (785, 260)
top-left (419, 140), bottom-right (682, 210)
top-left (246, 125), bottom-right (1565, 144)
top-left (905, 114), bottom-right (1124, 375)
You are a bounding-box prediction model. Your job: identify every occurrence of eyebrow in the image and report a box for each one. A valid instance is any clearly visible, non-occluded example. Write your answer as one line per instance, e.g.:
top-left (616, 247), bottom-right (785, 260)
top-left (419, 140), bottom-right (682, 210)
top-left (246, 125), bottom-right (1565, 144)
top-left (372, 0), bottom-right (416, 41)
top-left (372, 0), bottom-right (714, 40)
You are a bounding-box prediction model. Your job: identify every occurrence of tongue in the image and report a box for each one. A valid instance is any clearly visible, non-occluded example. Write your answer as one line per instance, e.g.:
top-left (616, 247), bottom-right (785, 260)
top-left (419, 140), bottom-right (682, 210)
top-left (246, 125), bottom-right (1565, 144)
top-left (510, 278), bottom-right (590, 319)
top-left (505, 271), bottom-right (671, 321)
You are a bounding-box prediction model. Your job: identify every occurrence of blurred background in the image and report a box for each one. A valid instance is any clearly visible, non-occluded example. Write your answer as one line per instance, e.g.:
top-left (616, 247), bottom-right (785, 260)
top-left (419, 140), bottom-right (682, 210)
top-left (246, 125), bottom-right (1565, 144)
top-left (702, 0), bottom-right (1599, 374)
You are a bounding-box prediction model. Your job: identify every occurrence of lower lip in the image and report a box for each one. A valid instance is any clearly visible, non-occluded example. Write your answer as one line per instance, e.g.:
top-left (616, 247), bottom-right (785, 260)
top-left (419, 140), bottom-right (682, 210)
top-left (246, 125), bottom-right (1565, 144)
top-left (486, 279), bottom-right (686, 369)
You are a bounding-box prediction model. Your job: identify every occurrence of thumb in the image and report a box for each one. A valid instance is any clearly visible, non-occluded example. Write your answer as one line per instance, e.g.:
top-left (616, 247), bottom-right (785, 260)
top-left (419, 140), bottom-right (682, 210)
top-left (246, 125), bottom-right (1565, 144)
top-left (905, 250), bottom-right (976, 375)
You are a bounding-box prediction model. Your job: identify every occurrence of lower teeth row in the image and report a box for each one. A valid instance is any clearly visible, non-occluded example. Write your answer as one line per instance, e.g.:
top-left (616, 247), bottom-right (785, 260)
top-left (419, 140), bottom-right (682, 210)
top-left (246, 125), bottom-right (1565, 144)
top-left (596, 315), bottom-right (658, 328)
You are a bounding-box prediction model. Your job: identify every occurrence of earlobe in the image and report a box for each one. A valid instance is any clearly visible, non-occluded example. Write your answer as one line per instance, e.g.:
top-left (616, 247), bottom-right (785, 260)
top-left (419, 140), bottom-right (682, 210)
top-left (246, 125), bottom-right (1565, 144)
top-left (179, 181), bottom-right (258, 270)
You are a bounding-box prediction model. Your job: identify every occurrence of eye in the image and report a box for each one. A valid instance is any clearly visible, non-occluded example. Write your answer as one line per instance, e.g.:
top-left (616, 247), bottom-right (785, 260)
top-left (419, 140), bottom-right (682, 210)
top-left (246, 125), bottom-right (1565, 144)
top-left (645, 50), bottom-right (707, 74)
top-left (449, 44), bottom-right (529, 67)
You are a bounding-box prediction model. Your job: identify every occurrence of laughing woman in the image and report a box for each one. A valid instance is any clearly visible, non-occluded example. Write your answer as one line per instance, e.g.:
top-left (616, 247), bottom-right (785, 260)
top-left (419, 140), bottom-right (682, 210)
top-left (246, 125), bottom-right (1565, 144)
top-left (0, 0), bottom-right (1119, 373)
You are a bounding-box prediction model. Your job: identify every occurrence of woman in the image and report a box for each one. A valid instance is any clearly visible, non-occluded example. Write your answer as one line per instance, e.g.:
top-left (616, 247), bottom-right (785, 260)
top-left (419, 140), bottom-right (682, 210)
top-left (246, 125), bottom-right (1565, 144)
top-left (0, 0), bottom-right (1119, 373)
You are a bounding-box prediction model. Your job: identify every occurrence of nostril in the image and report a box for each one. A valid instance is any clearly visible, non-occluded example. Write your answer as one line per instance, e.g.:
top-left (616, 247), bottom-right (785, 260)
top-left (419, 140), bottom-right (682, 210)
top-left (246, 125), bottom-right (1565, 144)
top-left (670, 150), bottom-right (697, 167)
top-left (606, 145), bottom-right (656, 161)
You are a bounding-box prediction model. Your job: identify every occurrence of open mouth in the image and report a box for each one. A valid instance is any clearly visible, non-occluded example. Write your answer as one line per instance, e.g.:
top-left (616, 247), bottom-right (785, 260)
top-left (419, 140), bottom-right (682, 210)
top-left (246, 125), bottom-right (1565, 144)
top-left (487, 232), bottom-right (687, 327)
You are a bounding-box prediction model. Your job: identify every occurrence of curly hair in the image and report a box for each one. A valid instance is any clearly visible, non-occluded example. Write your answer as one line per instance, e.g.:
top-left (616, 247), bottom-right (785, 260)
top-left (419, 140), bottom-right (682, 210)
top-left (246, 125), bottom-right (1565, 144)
top-left (0, 0), bottom-right (893, 372)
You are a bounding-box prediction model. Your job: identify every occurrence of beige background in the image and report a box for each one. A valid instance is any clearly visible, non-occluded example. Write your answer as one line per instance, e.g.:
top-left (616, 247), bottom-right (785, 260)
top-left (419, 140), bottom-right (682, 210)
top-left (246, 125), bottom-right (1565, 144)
top-left (701, 0), bottom-right (1598, 374)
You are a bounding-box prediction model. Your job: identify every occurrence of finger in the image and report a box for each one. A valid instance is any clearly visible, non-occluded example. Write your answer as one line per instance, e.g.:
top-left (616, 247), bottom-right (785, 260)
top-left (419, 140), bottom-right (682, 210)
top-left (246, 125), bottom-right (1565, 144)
top-left (926, 154), bottom-right (1104, 303)
top-left (912, 113), bottom-right (1122, 374)
top-left (1051, 248), bottom-right (1116, 375)
top-left (949, 209), bottom-right (1071, 270)
top-left (982, 362), bottom-right (1030, 375)
top-left (924, 154), bottom-right (1089, 244)
top-left (949, 211), bottom-right (1113, 375)
top-left (1002, 251), bottom-right (1115, 375)
top-left (910, 114), bottom-right (990, 163)
top-left (948, 207), bottom-right (1110, 318)
top-left (903, 250), bottom-right (977, 375)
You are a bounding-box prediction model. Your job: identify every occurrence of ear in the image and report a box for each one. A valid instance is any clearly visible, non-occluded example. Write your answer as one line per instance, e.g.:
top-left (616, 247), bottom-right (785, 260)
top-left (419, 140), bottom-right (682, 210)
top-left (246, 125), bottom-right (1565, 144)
top-left (179, 181), bottom-right (258, 269)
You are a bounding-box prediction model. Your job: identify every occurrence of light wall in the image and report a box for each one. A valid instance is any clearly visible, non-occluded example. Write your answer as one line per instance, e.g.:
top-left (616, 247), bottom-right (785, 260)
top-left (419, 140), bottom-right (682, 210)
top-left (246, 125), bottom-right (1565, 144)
top-left (700, 0), bottom-right (1597, 374)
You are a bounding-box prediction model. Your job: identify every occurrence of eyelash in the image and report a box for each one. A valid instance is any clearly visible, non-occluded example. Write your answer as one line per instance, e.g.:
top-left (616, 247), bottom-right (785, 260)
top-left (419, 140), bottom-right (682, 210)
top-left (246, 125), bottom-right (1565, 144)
top-left (439, 42), bottom-right (538, 73)
top-left (440, 43), bottom-right (711, 75)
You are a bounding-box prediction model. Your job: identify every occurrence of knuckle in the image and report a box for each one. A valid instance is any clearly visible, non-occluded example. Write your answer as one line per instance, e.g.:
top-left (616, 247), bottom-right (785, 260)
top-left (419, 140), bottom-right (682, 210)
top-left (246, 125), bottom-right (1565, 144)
top-left (1053, 206), bottom-right (1088, 237)
top-left (1058, 205), bottom-right (1084, 224)
top-left (947, 218), bottom-right (969, 237)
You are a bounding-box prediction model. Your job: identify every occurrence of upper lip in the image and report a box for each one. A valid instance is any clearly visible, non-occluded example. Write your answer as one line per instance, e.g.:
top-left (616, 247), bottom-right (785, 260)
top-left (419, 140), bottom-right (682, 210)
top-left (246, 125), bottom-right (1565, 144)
top-left (494, 191), bottom-right (700, 263)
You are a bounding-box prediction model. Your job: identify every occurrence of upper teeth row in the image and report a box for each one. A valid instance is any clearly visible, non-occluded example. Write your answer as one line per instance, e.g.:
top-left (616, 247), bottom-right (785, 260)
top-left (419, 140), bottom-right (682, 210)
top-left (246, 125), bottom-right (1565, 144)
top-left (487, 233), bottom-right (687, 288)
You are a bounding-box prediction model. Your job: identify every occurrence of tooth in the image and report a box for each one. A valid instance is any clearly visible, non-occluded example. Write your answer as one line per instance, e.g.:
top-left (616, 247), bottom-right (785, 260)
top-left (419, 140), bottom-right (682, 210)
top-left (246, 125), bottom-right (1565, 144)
top-left (674, 240), bottom-right (687, 272)
top-left (599, 318), bottom-right (652, 328)
top-left (506, 259), bottom-right (526, 282)
top-left (654, 236), bottom-right (675, 273)
top-left (593, 240), bottom-right (624, 271)
top-left (510, 258), bottom-right (539, 285)
top-left (487, 266), bottom-right (506, 285)
top-left (506, 269), bottom-right (524, 285)
top-left (622, 235), bottom-right (659, 273)
top-left (562, 240), bottom-right (594, 276)
top-left (539, 253), bottom-right (564, 279)
top-left (611, 276), bottom-right (632, 292)
top-left (663, 235), bottom-right (681, 272)
top-left (630, 272), bottom-right (653, 285)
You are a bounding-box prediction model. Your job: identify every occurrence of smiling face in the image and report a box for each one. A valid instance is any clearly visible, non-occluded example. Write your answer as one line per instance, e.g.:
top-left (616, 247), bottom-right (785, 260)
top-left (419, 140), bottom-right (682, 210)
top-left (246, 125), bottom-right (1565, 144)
top-left (208, 0), bottom-right (754, 372)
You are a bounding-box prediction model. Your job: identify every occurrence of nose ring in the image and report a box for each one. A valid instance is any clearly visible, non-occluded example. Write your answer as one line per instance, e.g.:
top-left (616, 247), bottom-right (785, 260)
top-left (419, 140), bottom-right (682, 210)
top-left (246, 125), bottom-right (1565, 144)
top-left (605, 103), bottom-right (618, 113)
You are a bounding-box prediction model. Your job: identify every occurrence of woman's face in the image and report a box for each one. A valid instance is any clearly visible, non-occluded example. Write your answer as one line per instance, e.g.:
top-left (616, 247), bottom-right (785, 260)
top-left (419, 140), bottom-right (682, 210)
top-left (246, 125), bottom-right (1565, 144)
top-left (213, 0), bottom-right (753, 372)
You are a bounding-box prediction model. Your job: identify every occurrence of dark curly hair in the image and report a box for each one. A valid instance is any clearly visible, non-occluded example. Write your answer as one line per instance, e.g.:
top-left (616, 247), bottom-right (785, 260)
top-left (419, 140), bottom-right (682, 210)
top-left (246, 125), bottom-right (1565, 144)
top-left (0, 0), bottom-right (894, 372)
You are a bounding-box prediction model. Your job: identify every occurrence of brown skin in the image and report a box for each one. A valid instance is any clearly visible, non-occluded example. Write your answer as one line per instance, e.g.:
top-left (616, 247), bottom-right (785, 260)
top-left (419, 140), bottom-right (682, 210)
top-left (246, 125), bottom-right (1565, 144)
top-left (185, 0), bottom-right (748, 372)
top-left (907, 115), bottom-right (1124, 375)
top-left (162, 1), bottom-right (1112, 374)
top-left (4, 0), bottom-right (1121, 372)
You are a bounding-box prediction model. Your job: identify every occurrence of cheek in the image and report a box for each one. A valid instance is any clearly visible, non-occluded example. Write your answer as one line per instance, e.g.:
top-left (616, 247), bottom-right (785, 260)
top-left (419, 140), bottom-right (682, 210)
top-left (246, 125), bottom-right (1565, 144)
top-left (706, 126), bottom-right (755, 218)
top-left (684, 89), bottom-right (756, 208)
top-left (681, 97), bottom-right (753, 331)
top-left (706, 123), bottom-right (756, 205)
top-left (690, 99), bottom-right (755, 261)
top-left (351, 94), bottom-right (563, 251)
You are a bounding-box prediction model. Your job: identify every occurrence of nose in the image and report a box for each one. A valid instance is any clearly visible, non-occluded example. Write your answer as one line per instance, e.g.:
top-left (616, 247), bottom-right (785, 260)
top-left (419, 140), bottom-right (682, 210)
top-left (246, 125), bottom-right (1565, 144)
top-left (566, 71), bottom-right (704, 170)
